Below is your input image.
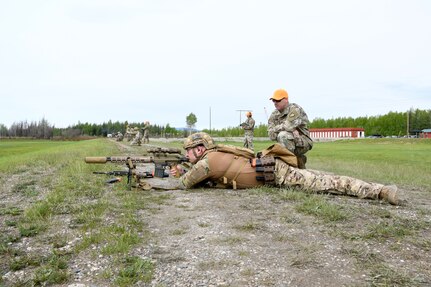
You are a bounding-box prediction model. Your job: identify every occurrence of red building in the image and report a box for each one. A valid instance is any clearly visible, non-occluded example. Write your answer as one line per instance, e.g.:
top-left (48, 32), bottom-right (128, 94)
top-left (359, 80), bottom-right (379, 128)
top-left (420, 129), bottom-right (431, 138)
top-left (310, 128), bottom-right (365, 139)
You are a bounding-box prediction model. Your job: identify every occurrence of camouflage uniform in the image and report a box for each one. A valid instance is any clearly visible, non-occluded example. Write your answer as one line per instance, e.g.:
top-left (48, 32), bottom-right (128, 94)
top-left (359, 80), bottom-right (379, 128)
top-left (130, 127), bottom-right (141, 146)
top-left (143, 122), bottom-right (150, 144)
top-left (125, 126), bottom-right (134, 142)
top-left (240, 116), bottom-right (255, 150)
top-left (268, 103), bottom-right (313, 159)
top-left (115, 132), bottom-right (124, 141)
top-left (273, 160), bottom-right (395, 201)
top-left (167, 132), bottom-right (402, 205)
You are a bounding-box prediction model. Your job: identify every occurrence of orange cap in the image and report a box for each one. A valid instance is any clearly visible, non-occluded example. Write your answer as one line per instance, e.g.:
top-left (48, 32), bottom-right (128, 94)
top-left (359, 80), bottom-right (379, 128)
top-left (270, 89), bottom-right (288, 101)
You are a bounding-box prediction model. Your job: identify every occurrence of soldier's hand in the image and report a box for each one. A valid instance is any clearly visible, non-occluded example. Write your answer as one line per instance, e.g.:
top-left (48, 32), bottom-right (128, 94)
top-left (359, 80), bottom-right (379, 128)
top-left (170, 165), bottom-right (185, 177)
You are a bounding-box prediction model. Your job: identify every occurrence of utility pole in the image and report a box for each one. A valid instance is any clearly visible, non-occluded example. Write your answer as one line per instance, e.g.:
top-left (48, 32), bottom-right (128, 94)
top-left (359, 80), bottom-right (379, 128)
top-left (236, 109), bottom-right (252, 126)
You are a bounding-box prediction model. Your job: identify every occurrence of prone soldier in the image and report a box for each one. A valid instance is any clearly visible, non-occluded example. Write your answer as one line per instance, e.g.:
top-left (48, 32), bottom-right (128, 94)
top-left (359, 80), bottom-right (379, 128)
top-left (164, 132), bottom-right (404, 205)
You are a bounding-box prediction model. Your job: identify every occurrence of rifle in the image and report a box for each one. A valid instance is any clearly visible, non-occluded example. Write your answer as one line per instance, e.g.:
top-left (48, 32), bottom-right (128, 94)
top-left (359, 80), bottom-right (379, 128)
top-left (144, 147), bottom-right (188, 177)
top-left (85, 147), bottom-right (188, 190)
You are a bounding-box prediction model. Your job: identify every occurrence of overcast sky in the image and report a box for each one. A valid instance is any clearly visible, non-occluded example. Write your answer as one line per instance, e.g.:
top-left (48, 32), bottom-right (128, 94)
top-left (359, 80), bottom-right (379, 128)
top-left (1, 0), bottom-right (430, 130)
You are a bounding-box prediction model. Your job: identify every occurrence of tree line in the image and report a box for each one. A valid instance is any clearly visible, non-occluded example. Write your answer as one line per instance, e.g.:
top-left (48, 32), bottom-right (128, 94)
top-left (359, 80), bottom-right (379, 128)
top-left (0, 118), bottom-right (54, 139)
top-left (1, 109), bottom-right (430, 139)
top-left (310, 108), bottom-right (431, 137)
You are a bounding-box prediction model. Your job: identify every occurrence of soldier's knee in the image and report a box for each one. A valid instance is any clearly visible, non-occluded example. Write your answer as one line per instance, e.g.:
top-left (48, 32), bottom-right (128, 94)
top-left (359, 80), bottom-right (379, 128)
top-left (276, 132), bottom-right (295, 153)
top-left (278, 131), bottom-right (294, 140)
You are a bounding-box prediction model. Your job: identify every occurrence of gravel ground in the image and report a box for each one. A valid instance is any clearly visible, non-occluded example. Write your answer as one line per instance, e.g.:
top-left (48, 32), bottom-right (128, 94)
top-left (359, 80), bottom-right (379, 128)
top-left (137, 187), bottom-right (367, 287)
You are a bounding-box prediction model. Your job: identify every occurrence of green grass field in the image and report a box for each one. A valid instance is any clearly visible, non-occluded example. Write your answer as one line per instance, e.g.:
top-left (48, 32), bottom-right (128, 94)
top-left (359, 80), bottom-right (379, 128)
top-left (1, 138), bottom-right (430, 286)
top-left (306, 138), bottom-right (431, 191)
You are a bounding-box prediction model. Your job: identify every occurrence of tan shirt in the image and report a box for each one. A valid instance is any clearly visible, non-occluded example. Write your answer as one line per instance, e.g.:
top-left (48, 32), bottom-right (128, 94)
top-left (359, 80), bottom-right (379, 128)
top-left (179, 150), bottom-right (264, 189)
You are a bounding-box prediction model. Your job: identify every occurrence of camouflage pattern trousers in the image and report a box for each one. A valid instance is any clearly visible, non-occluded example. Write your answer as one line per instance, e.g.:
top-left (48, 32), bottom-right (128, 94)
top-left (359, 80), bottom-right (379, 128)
top-left (143, 131), bottom-right (149, 143)
top-left (243, 131), bottom-right (254, 150)
top-left (277, 131), bottom-right (312, 156)
top-left (274, 160), bottom-right (384, 200)
top-left (130, 132), bottom-right (143, 146)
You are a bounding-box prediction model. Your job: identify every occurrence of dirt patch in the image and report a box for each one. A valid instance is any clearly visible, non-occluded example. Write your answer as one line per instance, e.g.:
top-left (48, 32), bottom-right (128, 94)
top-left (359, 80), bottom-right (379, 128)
top-left (140, 189), bottom-right (358, 286)
top-left (131, 187), bottom-right (431, 287)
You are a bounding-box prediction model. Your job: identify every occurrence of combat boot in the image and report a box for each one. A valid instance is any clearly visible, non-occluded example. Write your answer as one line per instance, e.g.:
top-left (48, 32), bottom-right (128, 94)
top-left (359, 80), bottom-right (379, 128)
top-left (297, 155), bottom-right (307, 169)
top-left (379, 185), bottom-right (405, 205)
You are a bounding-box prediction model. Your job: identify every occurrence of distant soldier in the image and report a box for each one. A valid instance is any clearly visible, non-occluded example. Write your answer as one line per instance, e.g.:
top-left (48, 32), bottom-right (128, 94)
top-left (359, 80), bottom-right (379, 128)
top-left (125, 125), bottom-right (133, 142)
top-left (130, 127), bottom-right (141, 146)
top-left (164, 132), bottom-right (404, 206)
top-left (143, 121), bottom-right (150, 144)
top-left (268, 89), bottom-right (313, 169)
top-left (240, 111), bottom-right (255, 150)
top-left (115, 131), bottom-right (124, 141)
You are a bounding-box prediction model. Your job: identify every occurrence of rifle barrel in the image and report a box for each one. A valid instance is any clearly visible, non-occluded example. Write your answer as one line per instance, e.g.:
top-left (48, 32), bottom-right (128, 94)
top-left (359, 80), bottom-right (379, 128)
top-left (85, 156), bottom-right (188, 164)
top-left (85, 156), bottom-right (154, 164)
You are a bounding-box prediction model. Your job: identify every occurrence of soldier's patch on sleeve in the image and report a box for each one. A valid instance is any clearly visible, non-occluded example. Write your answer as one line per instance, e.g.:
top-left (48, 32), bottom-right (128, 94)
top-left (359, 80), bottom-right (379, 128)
top-left (288, 109), bottom-right (299, 120)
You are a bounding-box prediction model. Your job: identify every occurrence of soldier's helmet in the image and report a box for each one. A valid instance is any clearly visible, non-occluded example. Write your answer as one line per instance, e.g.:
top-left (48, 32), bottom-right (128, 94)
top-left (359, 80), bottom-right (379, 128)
top-left (183, 132), bottom-right (215, 150)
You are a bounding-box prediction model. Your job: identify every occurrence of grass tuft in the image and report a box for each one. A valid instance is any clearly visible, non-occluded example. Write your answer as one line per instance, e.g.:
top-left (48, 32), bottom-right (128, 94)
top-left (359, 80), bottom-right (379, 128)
top-left (295, 194), bottom-right (348, 222)
top-left (115, 256), bottom-right (154, 286)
